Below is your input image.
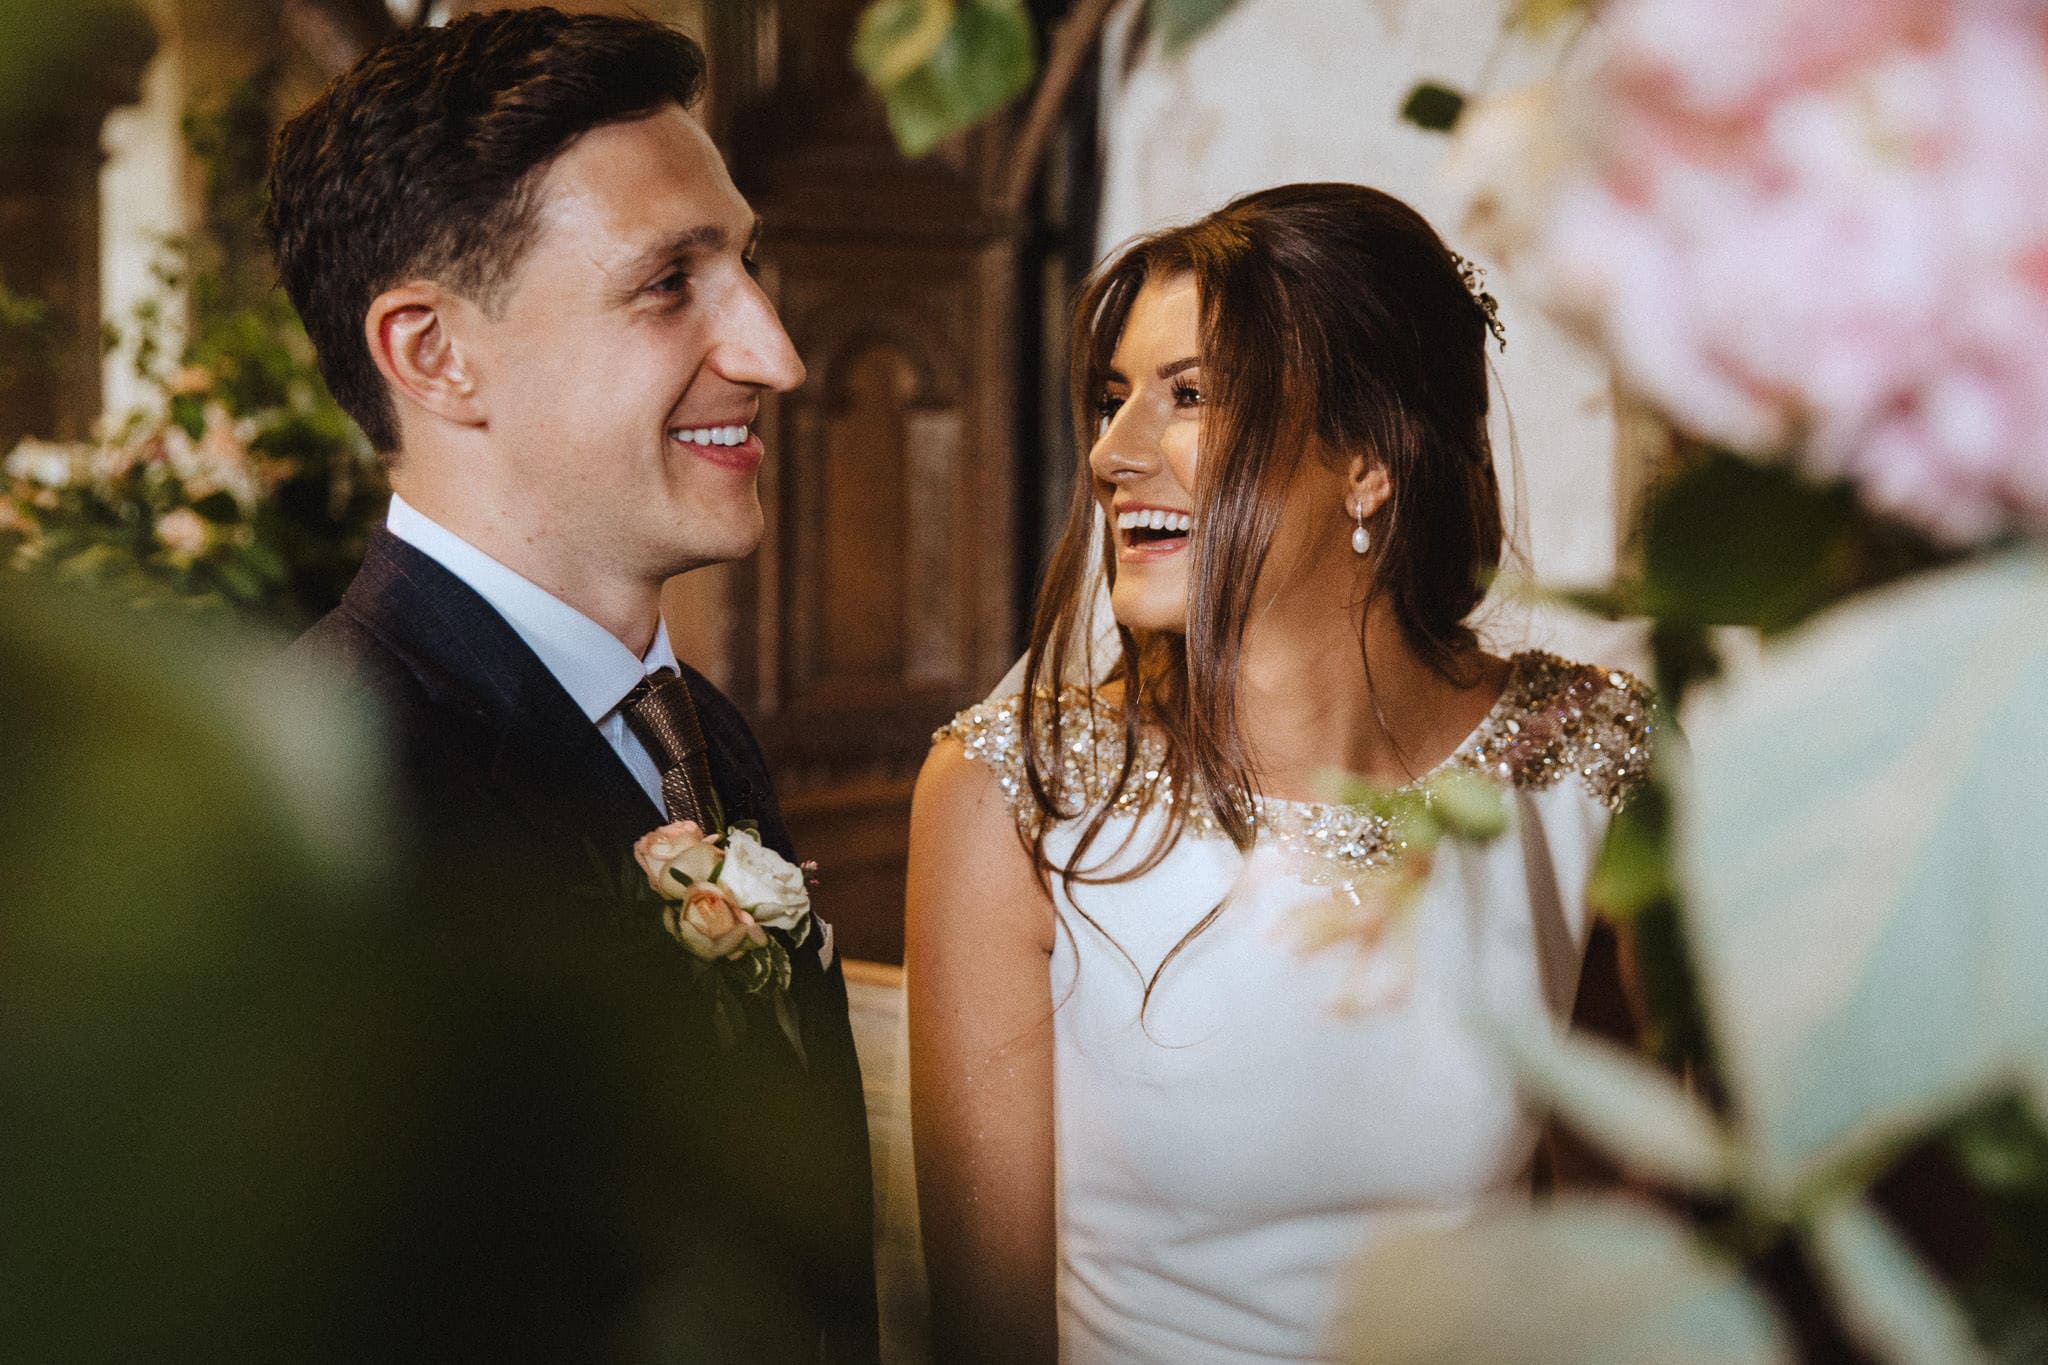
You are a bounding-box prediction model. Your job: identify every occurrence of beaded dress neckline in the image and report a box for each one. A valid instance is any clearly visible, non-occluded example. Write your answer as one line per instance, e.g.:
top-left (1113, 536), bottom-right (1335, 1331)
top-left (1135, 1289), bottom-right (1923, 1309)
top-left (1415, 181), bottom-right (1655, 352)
top-left (936, 650), bottom-right (1656, 883)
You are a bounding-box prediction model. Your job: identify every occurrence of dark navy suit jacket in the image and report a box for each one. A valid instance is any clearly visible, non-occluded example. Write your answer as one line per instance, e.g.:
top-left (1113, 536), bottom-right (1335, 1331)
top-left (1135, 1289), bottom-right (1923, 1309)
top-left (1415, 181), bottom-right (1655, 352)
top-left (295, 529), bottom-right (879, 1363)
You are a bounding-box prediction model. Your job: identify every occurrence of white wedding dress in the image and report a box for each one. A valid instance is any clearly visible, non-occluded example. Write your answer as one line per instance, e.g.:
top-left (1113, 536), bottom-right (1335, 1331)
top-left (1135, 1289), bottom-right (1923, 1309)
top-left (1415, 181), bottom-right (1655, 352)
top-left (936, 651), bottom-right (1654, 1362)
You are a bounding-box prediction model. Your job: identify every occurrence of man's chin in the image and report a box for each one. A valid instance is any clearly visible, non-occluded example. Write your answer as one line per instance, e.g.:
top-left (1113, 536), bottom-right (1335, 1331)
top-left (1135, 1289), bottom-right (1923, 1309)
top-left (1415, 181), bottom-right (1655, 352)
top-left (658, 516), bottom-right (765, 578)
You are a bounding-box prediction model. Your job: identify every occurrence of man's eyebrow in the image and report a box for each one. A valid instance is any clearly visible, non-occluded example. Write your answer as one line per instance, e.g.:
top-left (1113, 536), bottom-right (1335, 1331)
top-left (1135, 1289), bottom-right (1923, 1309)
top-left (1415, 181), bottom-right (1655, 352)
top-left (617, 219), bottom-right (758, 280)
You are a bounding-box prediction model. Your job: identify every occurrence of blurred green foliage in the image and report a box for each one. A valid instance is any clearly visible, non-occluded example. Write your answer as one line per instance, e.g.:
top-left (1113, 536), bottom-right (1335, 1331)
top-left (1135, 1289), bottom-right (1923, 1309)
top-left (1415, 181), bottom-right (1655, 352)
top-left (2, 66), bottom-right (384, 626)
top-left (0, 275), bottom-right (57, 394)
top-left (854, 0), bottom-right (1037, 158)
top-left (1151, 0), bottom-right (1240, 54)
top-left (853, 0), bottom-right (1250, 159)
top-left (0, 577), bottom-right (402, 1358)
top-left (1400, 81), bottom-right (1466, 132)
top-left (0, 577), bottom-right (819, 1359)
top-left (0, 0), bottom-right (155, 136)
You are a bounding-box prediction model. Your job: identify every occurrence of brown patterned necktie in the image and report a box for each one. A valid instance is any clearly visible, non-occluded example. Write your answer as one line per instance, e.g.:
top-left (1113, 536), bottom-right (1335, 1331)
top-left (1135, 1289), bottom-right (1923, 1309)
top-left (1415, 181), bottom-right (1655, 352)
top-left (619, 667), bottom-right (718, 829)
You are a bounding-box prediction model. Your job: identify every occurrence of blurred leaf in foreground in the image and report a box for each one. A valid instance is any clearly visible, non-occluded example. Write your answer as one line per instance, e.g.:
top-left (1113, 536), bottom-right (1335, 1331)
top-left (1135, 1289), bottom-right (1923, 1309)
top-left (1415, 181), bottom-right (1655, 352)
top-left (1401, 81), bottom-right (1467, 133)
top-left (1679, 549), bottom-right (2048, 1202)
top-left (0, 582), bottom-right (817, 1358)
top-left (854, 0), bottom-right (1035, 158)
top-left (1151, 0), bottom-right (1241, 55)
top-left (1335, 1199), bottom-right (1792, 1364)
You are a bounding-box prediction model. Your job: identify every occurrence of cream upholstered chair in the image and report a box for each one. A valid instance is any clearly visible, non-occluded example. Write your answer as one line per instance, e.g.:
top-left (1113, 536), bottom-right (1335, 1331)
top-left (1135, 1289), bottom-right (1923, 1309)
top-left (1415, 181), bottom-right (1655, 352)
top-left (842, 960), bottom-right (930, 1363)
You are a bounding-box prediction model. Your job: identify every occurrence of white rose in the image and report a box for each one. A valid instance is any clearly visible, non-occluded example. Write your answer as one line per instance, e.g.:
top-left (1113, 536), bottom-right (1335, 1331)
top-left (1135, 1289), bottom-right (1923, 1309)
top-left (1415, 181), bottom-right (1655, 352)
top-left (715, 829), bottom-right (810, 931)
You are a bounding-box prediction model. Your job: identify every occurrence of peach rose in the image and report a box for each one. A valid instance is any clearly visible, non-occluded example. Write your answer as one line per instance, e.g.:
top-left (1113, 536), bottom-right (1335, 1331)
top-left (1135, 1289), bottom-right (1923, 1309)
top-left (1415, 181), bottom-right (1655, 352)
top-left (664, 881), bottom-right (768, 961)
top-left (634, 819), bottom-right (723, 898)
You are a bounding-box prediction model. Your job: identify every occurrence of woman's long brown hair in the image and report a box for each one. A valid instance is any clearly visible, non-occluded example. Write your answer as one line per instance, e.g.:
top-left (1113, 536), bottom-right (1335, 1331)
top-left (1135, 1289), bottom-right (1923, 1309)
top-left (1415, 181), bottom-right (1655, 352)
top-left (1019, 184), bottom-right (1504, 1003)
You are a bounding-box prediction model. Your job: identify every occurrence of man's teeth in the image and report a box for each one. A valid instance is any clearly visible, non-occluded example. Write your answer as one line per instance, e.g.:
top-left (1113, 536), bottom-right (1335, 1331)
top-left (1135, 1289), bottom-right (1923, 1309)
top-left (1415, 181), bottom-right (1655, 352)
top-left (670, 424), bottom-right (751, 446)
top-left (1114, 508), bottom-right (1193, 534)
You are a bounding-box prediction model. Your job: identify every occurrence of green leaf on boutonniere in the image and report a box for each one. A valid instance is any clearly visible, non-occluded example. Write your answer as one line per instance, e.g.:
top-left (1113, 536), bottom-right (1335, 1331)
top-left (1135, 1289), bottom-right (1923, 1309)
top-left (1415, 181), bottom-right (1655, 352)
top-left (724, 943), bottom-right (773, 995)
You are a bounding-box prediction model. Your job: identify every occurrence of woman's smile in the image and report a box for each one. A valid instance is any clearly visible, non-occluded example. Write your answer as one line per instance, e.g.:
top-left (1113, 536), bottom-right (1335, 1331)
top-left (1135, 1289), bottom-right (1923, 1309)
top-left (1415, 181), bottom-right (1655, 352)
top-left (1111, 502), bottom-right (1194, 560)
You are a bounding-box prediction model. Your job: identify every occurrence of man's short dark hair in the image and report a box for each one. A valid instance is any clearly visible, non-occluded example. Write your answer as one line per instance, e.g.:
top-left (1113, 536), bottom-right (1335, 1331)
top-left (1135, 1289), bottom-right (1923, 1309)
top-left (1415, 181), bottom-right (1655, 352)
top-left (263, 6), bottom-right (707, 454)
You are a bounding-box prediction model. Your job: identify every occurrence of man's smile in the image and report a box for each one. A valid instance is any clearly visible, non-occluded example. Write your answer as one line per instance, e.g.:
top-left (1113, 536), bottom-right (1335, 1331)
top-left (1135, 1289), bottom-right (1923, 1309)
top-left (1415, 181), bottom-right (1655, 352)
top-left (668, 421), bottom-right (762, 471)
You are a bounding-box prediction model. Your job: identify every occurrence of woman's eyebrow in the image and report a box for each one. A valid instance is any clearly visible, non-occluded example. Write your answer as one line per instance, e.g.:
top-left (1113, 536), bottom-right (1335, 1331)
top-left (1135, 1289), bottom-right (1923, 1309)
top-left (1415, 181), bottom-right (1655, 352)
top-left (1158, 357), bottom-right (1199, 379)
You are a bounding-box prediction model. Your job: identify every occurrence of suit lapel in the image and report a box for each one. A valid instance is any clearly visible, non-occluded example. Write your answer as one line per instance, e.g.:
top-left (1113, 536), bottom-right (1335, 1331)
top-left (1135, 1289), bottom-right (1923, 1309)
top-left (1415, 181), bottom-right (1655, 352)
top-left (342, 534), bottom-right (827, 992)
top-left (341, 530), bottom-right (662, 858)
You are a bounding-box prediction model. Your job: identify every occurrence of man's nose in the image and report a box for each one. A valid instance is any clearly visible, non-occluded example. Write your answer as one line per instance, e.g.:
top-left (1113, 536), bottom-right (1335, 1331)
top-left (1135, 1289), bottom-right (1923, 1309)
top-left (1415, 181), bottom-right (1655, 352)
top-left (710, 275), bottom-right (806, 393)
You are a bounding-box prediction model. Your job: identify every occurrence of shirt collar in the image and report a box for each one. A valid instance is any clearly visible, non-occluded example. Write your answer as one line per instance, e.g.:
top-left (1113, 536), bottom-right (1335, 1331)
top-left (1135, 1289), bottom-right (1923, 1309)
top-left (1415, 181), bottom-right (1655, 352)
top-left (384, 493), bottom-right (678, 722)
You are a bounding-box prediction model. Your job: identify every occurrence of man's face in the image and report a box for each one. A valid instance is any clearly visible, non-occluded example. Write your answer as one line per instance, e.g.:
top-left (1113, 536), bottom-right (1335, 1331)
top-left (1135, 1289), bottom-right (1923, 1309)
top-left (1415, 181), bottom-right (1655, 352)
top-left (463, 104), bottom-right (803, 581)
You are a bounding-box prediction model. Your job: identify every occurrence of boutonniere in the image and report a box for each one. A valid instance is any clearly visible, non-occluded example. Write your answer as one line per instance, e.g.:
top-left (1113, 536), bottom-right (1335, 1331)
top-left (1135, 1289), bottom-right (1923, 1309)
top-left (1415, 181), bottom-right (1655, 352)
top-left (623, 818), bottom-right (818, 1065)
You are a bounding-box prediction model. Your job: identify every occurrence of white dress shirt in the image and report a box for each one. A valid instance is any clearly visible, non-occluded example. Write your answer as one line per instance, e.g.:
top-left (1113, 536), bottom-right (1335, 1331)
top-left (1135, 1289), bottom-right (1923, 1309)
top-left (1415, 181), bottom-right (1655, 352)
top-left (385, 493), bottom-right (676, 812)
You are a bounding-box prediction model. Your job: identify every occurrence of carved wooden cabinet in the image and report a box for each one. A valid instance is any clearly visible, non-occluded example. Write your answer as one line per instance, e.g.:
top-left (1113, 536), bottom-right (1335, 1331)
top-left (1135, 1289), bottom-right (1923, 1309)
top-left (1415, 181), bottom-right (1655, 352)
top-left (701, 1), bottom-right (1033, 963)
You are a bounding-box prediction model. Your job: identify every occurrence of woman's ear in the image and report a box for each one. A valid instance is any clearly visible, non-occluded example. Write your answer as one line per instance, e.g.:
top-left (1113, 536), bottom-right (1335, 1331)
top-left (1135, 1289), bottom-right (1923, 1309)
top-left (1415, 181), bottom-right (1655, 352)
top-left (1346, 452), bottom-right (1393, 521)
top-left (364, 283), bottom-right (487, 432)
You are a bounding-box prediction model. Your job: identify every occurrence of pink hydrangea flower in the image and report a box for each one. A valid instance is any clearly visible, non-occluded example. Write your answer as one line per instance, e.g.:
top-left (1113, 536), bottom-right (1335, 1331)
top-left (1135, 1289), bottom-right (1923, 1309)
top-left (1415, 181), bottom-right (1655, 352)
top-left (1539, 0), bottom-right (2048, 543)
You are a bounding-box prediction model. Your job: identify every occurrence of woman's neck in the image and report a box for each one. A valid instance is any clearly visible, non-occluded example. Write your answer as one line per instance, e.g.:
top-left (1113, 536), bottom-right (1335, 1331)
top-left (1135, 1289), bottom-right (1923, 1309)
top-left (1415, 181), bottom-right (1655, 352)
top-left (1233, 593), bottom-right (1507, 801)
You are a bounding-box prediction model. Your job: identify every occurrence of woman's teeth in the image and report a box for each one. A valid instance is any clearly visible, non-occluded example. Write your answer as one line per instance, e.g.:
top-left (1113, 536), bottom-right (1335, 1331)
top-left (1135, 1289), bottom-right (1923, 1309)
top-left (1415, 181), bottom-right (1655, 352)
top-left (1115, 508), bottom-right (1193, 534)
top-left (671, 424), bottom-right (751, 446)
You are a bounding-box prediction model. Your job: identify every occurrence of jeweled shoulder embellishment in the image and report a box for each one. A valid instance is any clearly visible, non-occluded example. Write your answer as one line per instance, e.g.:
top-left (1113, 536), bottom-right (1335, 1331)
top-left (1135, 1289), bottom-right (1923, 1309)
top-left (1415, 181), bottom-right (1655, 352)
top-left (1466, 651), bottom-right (1655, 812)
top-left (933, 694), bottom-right (1036, 830)
top-left (934, 690), bottom-right (1181, 838)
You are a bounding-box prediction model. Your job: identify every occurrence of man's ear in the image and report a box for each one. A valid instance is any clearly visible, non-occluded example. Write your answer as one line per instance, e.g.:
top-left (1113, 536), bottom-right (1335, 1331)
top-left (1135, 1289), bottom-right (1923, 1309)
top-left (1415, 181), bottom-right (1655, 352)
top-left (364, 283), bottom-right (486, 431)
top-left (1346, 451), bottom-right (1393, 520)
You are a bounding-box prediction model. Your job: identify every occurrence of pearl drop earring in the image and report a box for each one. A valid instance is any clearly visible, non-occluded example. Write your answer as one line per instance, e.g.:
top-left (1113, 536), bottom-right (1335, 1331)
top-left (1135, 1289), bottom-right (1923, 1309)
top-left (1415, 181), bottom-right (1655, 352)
top-left (1351, 503), bottom-right (1371, 556)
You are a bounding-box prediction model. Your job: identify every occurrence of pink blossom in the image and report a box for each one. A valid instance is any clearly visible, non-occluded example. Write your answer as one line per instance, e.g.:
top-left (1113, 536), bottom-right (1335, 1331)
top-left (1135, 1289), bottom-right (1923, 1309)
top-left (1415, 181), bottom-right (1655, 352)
top-left (154, 507), bottom-right (209, 561)
top-left (166, 403), bottom-right (261, 510)
top-left (1532, 0), bottom-right (2048, 543)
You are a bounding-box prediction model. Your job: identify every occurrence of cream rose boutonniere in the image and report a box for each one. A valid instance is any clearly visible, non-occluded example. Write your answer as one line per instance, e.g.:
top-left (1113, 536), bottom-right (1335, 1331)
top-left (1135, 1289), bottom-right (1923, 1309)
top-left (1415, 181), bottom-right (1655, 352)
top-left (715, 829), bottom-right (811, 932)
top-left (615, 817), bottom-right (818, 1062)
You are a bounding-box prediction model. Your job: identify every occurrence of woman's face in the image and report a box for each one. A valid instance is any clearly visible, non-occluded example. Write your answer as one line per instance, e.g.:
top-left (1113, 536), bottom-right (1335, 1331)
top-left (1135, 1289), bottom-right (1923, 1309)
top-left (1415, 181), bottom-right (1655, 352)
top-left (1089, 273), bottom-right (1205, 633)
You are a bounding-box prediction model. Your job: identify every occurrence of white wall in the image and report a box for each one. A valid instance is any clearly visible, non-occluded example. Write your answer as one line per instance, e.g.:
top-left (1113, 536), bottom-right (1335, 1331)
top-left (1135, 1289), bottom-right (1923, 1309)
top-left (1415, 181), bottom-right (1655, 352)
top-left (100, 8), bottom-right (189, 423)
top-left (1095, 0), bottom-right (1644, 669)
